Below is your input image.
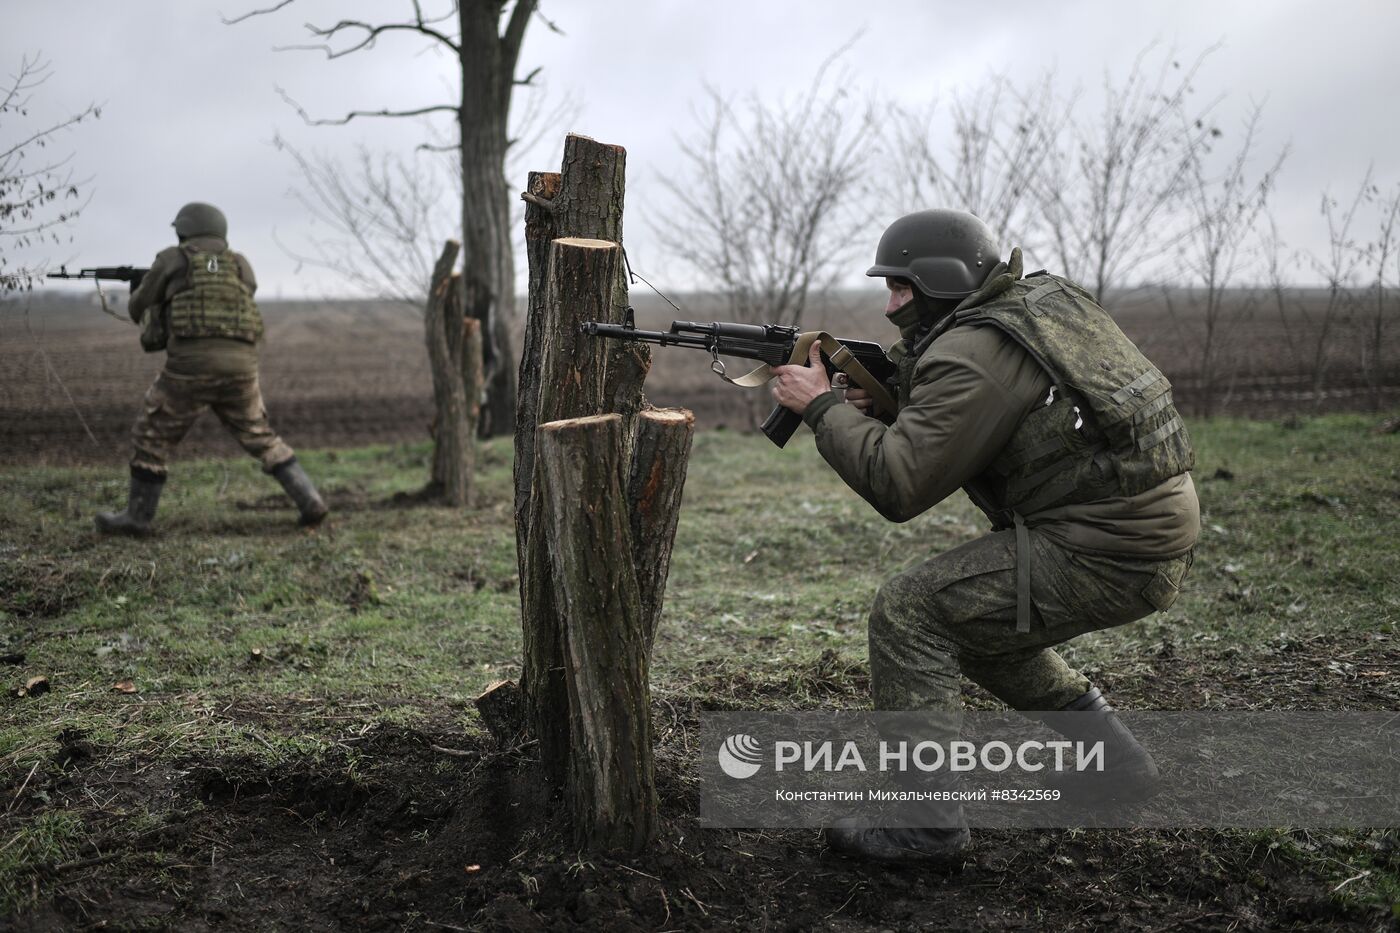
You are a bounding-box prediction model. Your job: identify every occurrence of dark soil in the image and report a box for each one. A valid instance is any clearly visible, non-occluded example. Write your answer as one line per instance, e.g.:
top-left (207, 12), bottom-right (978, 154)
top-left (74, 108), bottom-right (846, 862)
top-left (6, 633), bottom-right (1398, 931)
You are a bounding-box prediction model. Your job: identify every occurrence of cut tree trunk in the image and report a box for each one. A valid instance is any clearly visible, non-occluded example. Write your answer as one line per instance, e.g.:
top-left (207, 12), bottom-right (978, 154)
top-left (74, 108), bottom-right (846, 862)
top-left (628, 408), bottom-right (696, 652)
top-left (514, 137), bottom-right (694, 853)
top-left (516, 135), bottom-right (637, 558)
top-left (520, 236), bottom-right (622, 780)
top-left (424, 240), bottom-right (480, 507)
top-left (516, 135), bottom-right (641, 785)
top-left (537, 413), bottom-right (656, 854)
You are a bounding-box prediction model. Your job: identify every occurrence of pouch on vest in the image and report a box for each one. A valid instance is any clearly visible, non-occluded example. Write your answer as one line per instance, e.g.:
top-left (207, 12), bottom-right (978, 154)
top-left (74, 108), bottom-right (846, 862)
top-left (954, 273), bottom-right (1195, 520)
top-left (139, 305), bottom-right (170, 352)
top-left (168, 247), bottom-right (263, 344)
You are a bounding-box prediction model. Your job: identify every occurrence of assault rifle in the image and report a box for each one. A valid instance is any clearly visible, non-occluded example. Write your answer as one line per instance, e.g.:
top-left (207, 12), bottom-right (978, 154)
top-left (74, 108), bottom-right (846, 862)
top-left (47, 265), bottom-right (148, 291)
top-left (583, 316), bottom-right (898, 447)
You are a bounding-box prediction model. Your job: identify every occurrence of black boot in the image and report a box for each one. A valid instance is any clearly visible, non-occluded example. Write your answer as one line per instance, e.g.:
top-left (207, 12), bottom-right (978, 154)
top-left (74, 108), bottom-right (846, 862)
top-left (95, 468), bottom-right (165, 536)
top-left (271, 458), bottom-right (328, 526)
top-left (824, 814), bottom-right (970, 865)
top-left (824, 770), bottom-right (971, 865)
top-left (1040, 687), bottom-right (1160, 804)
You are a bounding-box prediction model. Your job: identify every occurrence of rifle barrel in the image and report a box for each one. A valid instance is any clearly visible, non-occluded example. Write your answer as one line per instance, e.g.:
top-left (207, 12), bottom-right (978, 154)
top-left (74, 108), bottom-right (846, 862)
top-left (581, 322), bottom-right (713, 349)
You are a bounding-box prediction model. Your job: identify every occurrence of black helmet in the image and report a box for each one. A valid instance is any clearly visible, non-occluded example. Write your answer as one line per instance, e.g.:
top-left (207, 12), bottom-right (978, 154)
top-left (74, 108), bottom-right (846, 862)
top-left (867, 209), bottom-right (1000, 299)
top-left (172, 202), bottom-right (228, 240)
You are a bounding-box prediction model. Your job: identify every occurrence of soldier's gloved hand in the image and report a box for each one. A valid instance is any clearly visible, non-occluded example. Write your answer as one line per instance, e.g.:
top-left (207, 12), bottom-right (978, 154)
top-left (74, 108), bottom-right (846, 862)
top-left (845, 386), bottom-right (876, 417)
top-left (129, 271), bottom-right (145, 292)
top-left (771, 343), bottom-right (832, 416)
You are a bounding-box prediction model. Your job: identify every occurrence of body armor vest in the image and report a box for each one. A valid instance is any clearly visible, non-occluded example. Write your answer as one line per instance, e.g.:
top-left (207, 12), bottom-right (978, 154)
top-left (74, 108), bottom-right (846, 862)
top-left (168, 246), bottom-right (263, 343)
top-left (910, 271), bottom-right (1194, 528)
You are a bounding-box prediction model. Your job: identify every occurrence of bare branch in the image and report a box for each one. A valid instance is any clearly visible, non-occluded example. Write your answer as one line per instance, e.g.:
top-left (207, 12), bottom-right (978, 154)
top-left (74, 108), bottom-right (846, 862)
top-left (275, 18), bottom-right (459, 58)
top-left (533, 5), bottom-right (565, 35)
top-left (275, 85), bottom-right (455, 126)
top-left (0, 55), bottom-right (100, 294)
top-left (219, 0), bottom-right (295, 26)
top-left (273, 133), bottom-right (452, 307)
top-left (655, 44), bottom-right (874, 363)
top-left (1170, 102), bottom-right (1287, 415)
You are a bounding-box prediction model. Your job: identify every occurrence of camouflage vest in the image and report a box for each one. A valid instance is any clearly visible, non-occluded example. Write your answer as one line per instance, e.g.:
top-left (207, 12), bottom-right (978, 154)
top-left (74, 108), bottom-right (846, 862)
top-left (931, 272), bottom-right (1195, 526)
top-left (168, 246), bottom-right (263, 343)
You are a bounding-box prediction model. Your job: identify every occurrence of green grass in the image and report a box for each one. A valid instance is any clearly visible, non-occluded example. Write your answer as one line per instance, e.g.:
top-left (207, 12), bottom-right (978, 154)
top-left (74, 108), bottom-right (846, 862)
top-left (2, 415), bottom-right (1397, 759)
top-left (1, 411), bottom-right (1398, 914)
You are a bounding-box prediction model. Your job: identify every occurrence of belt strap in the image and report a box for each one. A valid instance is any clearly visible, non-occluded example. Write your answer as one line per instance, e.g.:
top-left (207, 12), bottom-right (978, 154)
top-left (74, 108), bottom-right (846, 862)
top-left (1013, 512), bottom-right (1032, 634)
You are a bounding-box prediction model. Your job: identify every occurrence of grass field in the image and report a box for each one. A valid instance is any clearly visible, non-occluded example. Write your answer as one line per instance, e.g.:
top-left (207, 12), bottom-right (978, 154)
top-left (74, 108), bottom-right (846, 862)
top-left (1, 413), bottom-right (1398, 929)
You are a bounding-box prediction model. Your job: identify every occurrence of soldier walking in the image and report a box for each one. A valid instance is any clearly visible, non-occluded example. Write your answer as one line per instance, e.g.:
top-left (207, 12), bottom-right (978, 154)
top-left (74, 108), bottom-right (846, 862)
top-left (771, 210), bottom-right (1200, 863)
top-left (95, 202), bottom-right (328, 534)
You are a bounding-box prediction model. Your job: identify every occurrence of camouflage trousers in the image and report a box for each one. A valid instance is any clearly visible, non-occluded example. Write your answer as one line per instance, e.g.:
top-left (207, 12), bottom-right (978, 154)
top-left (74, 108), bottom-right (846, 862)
top-left (869, 527), bottom-right (1193, 713)
top-left (130, 370), bottom-right (294, 476)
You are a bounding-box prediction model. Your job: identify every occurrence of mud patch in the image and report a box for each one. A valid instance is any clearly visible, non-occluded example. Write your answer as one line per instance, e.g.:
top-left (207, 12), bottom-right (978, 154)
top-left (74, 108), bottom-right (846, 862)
top-left (6, 634), bottom-right (1399, 931)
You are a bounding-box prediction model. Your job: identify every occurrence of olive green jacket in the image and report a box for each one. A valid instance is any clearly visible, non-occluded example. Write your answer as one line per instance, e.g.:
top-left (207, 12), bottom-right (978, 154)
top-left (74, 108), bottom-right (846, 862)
top-left (804, 250), bottom-right (1199, 558)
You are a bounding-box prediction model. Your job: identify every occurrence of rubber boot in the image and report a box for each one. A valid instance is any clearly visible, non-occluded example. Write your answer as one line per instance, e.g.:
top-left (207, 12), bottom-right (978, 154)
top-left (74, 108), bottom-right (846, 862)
top-left (824, 771), bottom-right (971, 865)
top-left (95, 469), bottom-right (165, 536)
top-left (271, 458), bottom-right (329, 526)
top-left (1040, 687), bottom-right (1160, 804)
top-left (824, 812), bottom-right (970, 866)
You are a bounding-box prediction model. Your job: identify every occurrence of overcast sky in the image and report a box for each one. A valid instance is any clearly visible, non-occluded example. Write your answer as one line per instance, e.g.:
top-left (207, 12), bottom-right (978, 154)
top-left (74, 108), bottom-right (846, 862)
top-left (5, 0), bottom-right (1399, 300)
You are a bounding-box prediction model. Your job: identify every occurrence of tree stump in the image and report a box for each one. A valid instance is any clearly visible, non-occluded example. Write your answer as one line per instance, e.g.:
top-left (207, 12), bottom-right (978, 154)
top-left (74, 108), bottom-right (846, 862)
top-left (537, 414), bottom-right (656, 853)
top-left (424, 241), bottom-right (481, 506)
top-left (514, 135), bottom-right (694, 854)
top-left (628, 408), bottom-right (696, 652)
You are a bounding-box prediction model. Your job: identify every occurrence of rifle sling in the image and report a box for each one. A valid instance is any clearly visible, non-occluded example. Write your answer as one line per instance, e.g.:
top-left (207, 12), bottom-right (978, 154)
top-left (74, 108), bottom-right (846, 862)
top-left (721, 331), bottom-right (899, 419)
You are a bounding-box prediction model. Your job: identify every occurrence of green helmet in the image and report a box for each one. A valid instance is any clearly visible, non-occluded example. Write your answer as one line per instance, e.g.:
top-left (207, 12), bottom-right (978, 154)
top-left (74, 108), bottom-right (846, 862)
top-left (866, 209), bottom-right (1000, 299)
top-left (171, 202), bottom-right (228, 240)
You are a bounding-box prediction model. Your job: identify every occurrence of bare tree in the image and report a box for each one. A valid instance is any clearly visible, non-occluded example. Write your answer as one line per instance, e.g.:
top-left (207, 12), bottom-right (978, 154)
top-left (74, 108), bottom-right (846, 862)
top-left (1166, 104), bottom-right (1286, 416)
top-left (1357, 180), bottom-right (1400, 410)
top-left (228, 0), bottom-right (559, 439)
top-left (881, 73), bottom-right (1059, 252)
top-left (1261, 214), bottom-right (1312, 381)
top-left (0, 54), bottom-right (99, 294)
top-left (272, 137), bottom-right (454, 307)
top-left (658, 55), bottom-right (874, 327)
top-left (1302, 172), bottom-right (1371, 403)
top-left (1029, 44), bottom-right (1219, 302)
top-left (656, 54), bottom-right (874, 424)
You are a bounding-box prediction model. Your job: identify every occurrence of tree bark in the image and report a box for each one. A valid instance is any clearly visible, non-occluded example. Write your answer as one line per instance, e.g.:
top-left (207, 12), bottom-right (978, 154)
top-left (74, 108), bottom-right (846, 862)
top-left (628, 408), bottom-right (696, 652)
top-left (537, 413), bottom-right (657, 853)
top-left (517, 136), bottom-right (640, 785)
top-left (520, 236), bottom-right (621, 782)
top-left (515, 138), bottom-right (692, 844)
top-left (461, 314), bottom-right (483, 473)
top-left (516, 134), bottom-right (635, 548)
top-left (425, 240), bottom-right (476, 507)
top-left (553, 135), bottom-right (650, 455)
top-left (457, 0), bottom-right (531, 438)
top-left (514, 169), bottom-right (563, 561)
